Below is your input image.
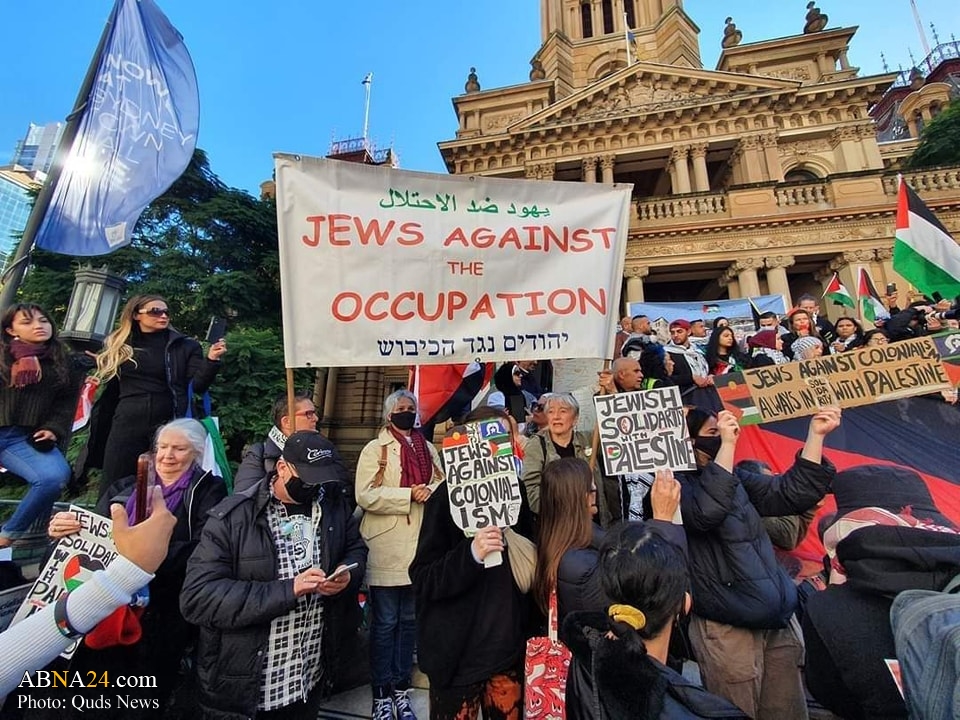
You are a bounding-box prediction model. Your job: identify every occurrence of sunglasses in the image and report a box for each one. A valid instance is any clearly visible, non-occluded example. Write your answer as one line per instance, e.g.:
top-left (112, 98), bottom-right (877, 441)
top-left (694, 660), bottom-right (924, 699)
top-left (139, 308), bottom-right (170, 317)
top-left (531, 403), bottom-right (545, 413)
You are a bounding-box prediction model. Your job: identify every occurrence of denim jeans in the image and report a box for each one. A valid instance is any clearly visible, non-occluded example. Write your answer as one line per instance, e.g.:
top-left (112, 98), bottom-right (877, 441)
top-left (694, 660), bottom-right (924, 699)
top-left (0, 426), bottom-right (71, 539)
top-left (369, 585), bottom-right (417, 690)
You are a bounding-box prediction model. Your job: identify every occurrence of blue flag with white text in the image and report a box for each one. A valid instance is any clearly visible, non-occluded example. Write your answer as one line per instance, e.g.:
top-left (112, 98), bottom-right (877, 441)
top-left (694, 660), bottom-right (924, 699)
top-left (35, 0), bottom-right (198, 256)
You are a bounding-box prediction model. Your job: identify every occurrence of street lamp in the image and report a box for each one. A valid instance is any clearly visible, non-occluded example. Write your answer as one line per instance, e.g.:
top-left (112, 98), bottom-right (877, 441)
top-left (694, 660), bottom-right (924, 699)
top-left (60, 265), bottom-right (126, 351)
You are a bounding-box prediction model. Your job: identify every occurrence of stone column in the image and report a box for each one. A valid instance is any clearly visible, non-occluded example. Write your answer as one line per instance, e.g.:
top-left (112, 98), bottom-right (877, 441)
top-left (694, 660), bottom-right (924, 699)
top-left (624, 265), bottom-right (649, 307)
top-left (764, 255), bottom-right (795, 307)
top-left (718, 267), bottom-right (741, 299)
top-left (670, 146), bottom-right (691, 194)
top-left (739, 136), bottom-right (763, 184)
top-left (729, 258), bottom-right (763, 298)
top-left (760, 133), bottom-right (783, 183)
top-left (857, 123), bottom-right (884, 170)
top-left (689, 142), bottom-right (709, 192)
top-left (600, 154), bottom-right (615, 184)
top-left (830, 126), bottom-right (862, 172)
top-left (540, 161), bottom-right (556, 181)
top-left (582, 156), bottom-right (598, 183)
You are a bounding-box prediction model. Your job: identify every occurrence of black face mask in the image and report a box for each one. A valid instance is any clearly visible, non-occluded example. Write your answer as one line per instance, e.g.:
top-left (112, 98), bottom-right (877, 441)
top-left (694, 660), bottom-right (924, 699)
top-left (390, 411), bottom-right (417, 431)
top-left (285, 475), bottom-right (317, 505)
top-left (694, 435), bottom-right (722, 462)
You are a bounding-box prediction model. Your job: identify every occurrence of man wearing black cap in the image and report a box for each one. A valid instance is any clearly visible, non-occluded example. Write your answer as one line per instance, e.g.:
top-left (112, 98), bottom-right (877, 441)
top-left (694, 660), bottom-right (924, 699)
top-left (181, 431), bottom-right (367, 719)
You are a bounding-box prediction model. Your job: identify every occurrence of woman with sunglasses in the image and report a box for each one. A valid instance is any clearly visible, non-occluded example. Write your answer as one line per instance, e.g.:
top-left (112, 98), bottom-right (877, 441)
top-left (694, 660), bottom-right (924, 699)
top-left (84, 295), bottom-right (226, 498)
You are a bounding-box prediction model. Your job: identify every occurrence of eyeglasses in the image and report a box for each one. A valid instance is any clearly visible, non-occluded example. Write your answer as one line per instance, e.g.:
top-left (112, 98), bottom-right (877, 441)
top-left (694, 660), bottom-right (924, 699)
top-left (295, 410), bottom-right (318, 419)
top-left (531, 403), bottom-right (544, 413)
top-left (139, 308), bottom-right (170, 317)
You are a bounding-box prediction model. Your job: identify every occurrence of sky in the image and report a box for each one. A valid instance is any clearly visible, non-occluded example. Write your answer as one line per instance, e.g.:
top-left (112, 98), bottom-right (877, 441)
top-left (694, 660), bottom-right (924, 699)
top-left (1, 0), bottom-right (957, 196)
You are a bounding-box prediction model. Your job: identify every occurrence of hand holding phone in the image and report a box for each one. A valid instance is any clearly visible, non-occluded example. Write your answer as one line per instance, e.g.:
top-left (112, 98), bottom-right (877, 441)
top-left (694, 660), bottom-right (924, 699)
top-left (326, 562), bottom-right (359, 582)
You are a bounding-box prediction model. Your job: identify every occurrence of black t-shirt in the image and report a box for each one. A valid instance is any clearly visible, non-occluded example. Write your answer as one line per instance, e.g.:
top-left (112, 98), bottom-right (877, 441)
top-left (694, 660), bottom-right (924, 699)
top-left (552, 439), bottom-right (576, 458)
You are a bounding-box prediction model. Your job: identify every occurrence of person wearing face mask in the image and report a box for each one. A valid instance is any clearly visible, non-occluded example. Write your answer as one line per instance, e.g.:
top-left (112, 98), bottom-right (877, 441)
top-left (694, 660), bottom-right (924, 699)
top-left (181, 431), bottom-right (366, 719)
top-left (678, 406), bottom-right (841, 720)
top-left (355, 389), bottom-right (443, 720)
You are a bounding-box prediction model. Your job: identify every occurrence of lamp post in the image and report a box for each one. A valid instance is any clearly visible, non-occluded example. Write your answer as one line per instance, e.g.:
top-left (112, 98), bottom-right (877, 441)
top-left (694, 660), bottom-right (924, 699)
top-left (60, 265), bottom-right (126, 353)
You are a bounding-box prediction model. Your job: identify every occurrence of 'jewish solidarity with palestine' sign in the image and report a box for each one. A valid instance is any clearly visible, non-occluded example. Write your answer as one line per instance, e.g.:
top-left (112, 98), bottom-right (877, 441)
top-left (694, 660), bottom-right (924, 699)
top-left (274, 154), bottom-right (632, 367)
top-left (594, 386), bottom-right (697, 476)
top-left (717, 336), bottom-right (952, 424)
top-left (442, 420), bottom-right (522, 533)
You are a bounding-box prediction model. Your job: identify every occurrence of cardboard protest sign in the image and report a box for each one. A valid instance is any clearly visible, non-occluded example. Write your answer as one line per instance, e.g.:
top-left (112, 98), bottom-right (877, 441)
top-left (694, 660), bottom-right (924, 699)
top-left (275, 154), bottom-right (632, 367)
top-left (0, 583), bottom-right (30, 632)
top-left (718, 336), bottom-right (953, 424)
top-left (10, 506), bottom-right (117, 629)
top-left (441, 420), bottom-right (522, 567)
top-left (594, 386), bottom-right (696, 476)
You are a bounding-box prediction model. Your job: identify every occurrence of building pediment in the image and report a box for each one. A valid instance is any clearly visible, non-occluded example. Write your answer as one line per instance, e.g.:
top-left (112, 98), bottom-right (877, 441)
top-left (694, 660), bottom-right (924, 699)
top-left (509, 62), bottom-right (800, 132)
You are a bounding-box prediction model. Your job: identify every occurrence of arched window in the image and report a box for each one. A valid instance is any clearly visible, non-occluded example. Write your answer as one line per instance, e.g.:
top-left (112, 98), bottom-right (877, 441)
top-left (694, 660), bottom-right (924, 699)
top-left (602, 0), bottom-right (614, 34)
top-left (624, 0), bottom-right (636, 29)
top-left (581, 1), bottom-right (593, 38)
top-left (783, 168), bottom-right (820, 183)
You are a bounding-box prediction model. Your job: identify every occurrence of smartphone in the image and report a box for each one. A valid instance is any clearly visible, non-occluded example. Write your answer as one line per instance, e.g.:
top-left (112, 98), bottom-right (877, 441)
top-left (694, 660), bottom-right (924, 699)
top-left (206, 316), bottom-right (228, 343)
top-left (886, 283), bottom-right (897, 295)
top-left (134, 453), bottom-right (156, 525)
top-left (326, 562), bottom-right (359, 581)
top-left (507, 395), bottom-right (527, 425)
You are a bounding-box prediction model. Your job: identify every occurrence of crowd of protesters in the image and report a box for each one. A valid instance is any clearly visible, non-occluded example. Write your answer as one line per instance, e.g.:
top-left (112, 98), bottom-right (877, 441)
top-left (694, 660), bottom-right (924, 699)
top-left (0, 287), bottom-right (958, 720)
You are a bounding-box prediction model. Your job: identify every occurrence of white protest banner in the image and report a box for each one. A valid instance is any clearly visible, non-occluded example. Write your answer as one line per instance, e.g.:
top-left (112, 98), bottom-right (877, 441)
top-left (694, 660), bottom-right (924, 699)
top-left (275, 154), bottom-right (632, 367)
top-left (11, 507), bottom-right (117, 627)
top-left (594, 386), bottom-right (696, 475)
top-left (441, 420), bottom-right (522, 567)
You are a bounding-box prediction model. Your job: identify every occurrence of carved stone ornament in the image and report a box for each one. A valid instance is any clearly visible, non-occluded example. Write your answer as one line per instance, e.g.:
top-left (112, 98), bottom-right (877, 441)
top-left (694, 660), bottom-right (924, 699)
top-left (484, 112), bottom-right (523, 131)
top-left (765, 255), bottom-right (796, 269)
top-left (579, 81), bottom-right (713, 120)
top-left (804, 2), bottom-right (829, 34)
top-left (465, 67), bottom-right (481, 93)
top-left (529, 59), bottom-right (546, 81)
top-left (722, 17), bottom-right (743, 48)
top-left (625, 265), bottom-right (650, 279)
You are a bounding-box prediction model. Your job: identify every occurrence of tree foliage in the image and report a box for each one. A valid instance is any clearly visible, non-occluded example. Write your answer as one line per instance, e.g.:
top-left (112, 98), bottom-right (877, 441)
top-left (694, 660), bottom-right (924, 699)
top-left (17, 148), bottom-right (289, 460)
top-left (905, 100), bottom-right (960, 169)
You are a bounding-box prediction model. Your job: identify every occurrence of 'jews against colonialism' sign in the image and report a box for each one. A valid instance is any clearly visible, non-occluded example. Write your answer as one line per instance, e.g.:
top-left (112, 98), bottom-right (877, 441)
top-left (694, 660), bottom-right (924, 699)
top-left (441, 420), bottom-right (522, 532)
top-left (274, 154), bottom-right (632, 367)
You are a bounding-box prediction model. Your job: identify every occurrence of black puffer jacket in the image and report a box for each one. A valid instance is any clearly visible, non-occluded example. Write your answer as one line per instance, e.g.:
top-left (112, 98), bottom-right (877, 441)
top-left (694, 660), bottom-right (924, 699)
top-left (179, 476), bottom-right (367, 720)
top-left (679, 452), bottom-right (834, 629)
top-left (562, 612), bottom-right (749, 719)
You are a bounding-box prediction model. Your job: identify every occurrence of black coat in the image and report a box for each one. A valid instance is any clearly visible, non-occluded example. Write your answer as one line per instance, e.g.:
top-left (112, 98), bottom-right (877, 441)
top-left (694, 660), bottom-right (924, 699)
top-left (78, 328), bottom-right (221, 472)
top-left (562, 612), bottom-right (749, 720)
top-left (679, 453), bottom-right (834, 629)
top-left (179, 476), bottom-right (366, 719)
top-left (409, 482), bottom-right (526, 689)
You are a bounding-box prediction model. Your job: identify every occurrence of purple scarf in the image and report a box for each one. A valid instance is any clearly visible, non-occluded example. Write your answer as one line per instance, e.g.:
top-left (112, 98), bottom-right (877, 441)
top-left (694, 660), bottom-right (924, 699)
top-left (125, 466), bottom-right (196, 523)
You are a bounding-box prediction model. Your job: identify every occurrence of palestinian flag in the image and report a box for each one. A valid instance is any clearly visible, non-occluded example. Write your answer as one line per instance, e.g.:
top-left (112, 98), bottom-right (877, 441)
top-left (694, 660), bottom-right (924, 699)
top-left (858, 267), bottom-right (889, 323)
top-left (412, 362), bottom-right (492, 427)
top-left (822, 272), bottom-right (855, 308)
top-left (895, 178), bottom-right (960, 299)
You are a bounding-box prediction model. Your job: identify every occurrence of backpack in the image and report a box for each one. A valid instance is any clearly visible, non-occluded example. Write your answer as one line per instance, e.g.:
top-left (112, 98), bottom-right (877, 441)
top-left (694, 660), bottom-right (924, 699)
top-left (890, 573), bottom-right (960, 720)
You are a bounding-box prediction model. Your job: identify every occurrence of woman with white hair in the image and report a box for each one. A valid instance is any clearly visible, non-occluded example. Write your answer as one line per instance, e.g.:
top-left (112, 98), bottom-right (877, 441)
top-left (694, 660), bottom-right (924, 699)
top-left (521, 392), bottom-right (611, 526)
top-left (46, 417), bottom-right (227, 716)
top-left (355, 390), bottom-right (443, 720)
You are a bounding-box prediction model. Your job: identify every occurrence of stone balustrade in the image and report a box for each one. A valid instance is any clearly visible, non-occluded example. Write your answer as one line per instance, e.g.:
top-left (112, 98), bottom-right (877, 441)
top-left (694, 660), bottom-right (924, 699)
top-left (883, 167), bottom-right (960, 195)
top-left (636, 192), bottom-right (727, 222)
top-left (775, 182), bottom-right (829, 207)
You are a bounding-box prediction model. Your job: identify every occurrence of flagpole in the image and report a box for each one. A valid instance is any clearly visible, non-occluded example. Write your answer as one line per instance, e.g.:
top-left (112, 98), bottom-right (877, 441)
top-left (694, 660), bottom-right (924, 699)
top-left (0, 3), bottom-right (118, 312)
top-left (623, 12), bottom-right (632, 66)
